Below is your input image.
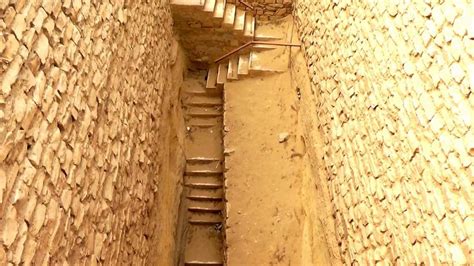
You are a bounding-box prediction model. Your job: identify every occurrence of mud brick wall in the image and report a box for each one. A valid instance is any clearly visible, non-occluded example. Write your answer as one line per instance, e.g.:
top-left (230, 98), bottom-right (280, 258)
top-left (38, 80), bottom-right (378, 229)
top-left (230, 0), bottom-right (292, 21)
top-left (295, 0), bottom-right (473, 264)
top-left (0, 0), bottom-right (184, 265)
top-left (171, 5), bottom-right (249, 64)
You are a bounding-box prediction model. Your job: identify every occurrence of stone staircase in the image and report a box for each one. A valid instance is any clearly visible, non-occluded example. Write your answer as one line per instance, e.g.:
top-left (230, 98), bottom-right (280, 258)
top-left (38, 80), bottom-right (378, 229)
top-left (170, 0), bottom-right (293, 67)
top-left (205, 15), bottom-right (295, 89)
top-left (171, 0), bottom-right (258, 62)
top-left (205, 43), bottom-right (289, 88)
top-left (180, 74), bottom-right (225, 265)
top-left (171, 0), bottom-right (255, 38)
top-left (173, 8), bottom-right (296, 264)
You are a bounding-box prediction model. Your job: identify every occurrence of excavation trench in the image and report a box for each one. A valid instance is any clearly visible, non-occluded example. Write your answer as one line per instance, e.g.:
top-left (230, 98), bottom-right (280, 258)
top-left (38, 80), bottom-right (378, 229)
top-left (3, 0), bottom-right (470, 265)
top-left (173, 13), bottom-right (338, 264)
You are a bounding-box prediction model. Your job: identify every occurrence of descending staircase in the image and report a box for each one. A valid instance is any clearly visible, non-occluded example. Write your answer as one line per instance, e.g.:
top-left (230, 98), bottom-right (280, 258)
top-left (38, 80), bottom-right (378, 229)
top-left (200, 12), bottom-right (294, 89)
top-left (205, 43), bottom-right (289, 89)
top-left (171, 3), bottom-right (296, 261)
top-left (180, 74), bottom-right (225, 265)
top-left (171, 0), bottom-right (256, 39)
top-left (170, 0), bottom-right (291, 70)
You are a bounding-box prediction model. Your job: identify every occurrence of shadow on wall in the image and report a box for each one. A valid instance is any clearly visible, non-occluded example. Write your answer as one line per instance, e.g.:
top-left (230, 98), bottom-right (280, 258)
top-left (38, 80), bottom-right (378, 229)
top-left (147, 39), bottom-right (189, 265)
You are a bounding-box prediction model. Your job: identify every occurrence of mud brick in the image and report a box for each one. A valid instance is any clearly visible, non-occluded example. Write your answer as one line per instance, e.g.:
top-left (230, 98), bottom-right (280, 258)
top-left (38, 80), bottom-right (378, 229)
top-left (295, 0), bottom-right (473, 264)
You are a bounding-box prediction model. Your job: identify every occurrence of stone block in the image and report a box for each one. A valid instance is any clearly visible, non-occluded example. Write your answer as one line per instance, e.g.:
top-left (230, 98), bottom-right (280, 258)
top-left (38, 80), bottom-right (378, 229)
top-left (294, 0), bottom-right (473, 263)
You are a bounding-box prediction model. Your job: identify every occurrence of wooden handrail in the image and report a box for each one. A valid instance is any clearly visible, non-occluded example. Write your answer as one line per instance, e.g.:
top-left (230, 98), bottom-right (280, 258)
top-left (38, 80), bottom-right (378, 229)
top-left (214, 40), bottom-right (301, 63)
top-left (238, 0), bottom-right (254, 10)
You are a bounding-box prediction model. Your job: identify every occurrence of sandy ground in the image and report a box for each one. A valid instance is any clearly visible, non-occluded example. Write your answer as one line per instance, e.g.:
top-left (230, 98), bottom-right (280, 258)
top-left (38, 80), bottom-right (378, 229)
top-left (223, 70), bottom-right (333, 265)
top-left (290, 46), bottom-right (343, 264)
top-left (221, 15), bottom-right (340, 265)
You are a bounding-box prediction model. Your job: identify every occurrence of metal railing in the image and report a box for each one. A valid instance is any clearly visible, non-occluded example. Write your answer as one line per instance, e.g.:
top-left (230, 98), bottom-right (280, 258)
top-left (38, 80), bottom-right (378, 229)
top-left (213, 0), bottom-right (300, 64)
top-left (214, 40), bottom-right (301, 63)
top-left (238, 0), bottom-right (253, 10)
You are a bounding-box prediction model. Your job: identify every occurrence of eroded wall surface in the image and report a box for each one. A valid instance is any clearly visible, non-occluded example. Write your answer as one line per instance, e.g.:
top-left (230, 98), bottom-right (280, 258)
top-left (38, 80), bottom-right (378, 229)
top-left (231, 0), bottom-right (292, 21)
top-left (171, 5), bottom-right (250, 64)
top-left (295, 0), bottom-right (473, 264)
top-left (0, 0), bottom-right (184, 264)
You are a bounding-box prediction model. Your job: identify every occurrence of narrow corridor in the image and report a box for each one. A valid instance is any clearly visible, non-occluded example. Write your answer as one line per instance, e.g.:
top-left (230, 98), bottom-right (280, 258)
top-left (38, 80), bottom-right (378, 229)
top-left (1, 0), bottom-right (472, 264)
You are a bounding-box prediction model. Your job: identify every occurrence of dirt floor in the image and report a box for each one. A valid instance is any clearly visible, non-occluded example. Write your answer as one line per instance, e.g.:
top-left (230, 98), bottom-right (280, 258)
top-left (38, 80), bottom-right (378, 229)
top-left (290, 45), bottom-right (343, 264)
top-left (219, 15), bottom-right (339, 265)
top-left (223, 70), bottom-right (333, 265)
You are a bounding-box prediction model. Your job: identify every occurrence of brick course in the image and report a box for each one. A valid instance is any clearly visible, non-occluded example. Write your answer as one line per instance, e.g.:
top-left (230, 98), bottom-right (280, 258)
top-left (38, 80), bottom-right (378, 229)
top-left (0, 0), bottom-right (183, 264)
top-left (295, 0), bottom-right (473, 264)
top-left (230, 0), bottom-right (292, 21)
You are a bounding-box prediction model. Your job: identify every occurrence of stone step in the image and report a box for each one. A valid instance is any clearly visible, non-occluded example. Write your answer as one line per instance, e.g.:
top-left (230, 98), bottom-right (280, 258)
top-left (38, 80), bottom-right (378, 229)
top-left (186, 160), bottom-right (223, 174)
top-left (206, 65), bottom-right (218, 89)
top-left (185, 182), bottom-right (222, 189)
top-left (213, 0), bottom-right (226, 18)
top-left (233, 9), bottom-right (245, 32)
top-left (185, 175), bottom-right (222, 187)
top-left (254, 35), bottom-right (284, 41)
top-left (249, 46), bottom-right (289, 73)
top-left (217, 63), bottom-right (228, 85)
top-left (184, 262), bottom-right (223, 266)
top-left (187, 188), bottom-right (223, 200)
top-left (185, 96), bottom-right (223, 107)
top-left (186, 157), bottom-right (222, 163)
top-left (184, 225), bottom-right (223, 265)
top-left (185, 168), bottom-right (223, 176)
top-left (186, 106), bottom-right (222, 117)
top-left (252, 44), bottom-right (280, 50)
top-left (171, 0), bottom-right (205, 6)
top-left (203, 0), bottom-right (216, 12)
top-left (185, 176), bottom-right (222, 188)
top-left (227, 56), bottom-right (239, 80)
top-left (183, 85), bottom-right (220, 96)
top-left (244, 13), bottom-right (255, 38)
top-left (222, 4), bottom-right (236, 27)
top-left (189, 212), bottom-right (222, 225)
top-left (188, 200), bottom-right (223, 212)
top-left (186, 116), bottom-right (222, 127)
top-left (237, 53), bottom-right (250, 75)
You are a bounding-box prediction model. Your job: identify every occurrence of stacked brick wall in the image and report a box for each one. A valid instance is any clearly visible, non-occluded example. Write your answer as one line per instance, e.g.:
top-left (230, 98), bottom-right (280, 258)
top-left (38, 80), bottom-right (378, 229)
top-left (295, 0), bottom-right (473, 264)
top-left (0, 0), bottom-right (182, 264)
top-left (171, 5), bottom-right (248, 64)
top-left (230, 0), bottom-right (292, 21)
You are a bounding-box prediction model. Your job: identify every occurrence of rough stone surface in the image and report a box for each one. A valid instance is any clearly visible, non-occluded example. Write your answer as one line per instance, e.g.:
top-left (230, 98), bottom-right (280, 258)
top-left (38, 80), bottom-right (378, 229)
top-left (0, 1), bottom-right (185, 265)
top-left (230, 0), bottom-right (292, 21)
top-left (171, 4), bottom-right (251, 64)
top-left (295, 0), bottom-right (473, 264)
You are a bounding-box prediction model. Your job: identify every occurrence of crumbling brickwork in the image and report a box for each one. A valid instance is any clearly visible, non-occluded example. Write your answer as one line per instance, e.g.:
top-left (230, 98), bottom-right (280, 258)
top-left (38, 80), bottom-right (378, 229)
top-left (231, 0), bottom-right (292, 21)
top-left (0, 0), bottom-right (183, 264)
top-left (295, 0), bottom-right (473, 264)
top-left (171, 5), bottom-right (249, 64)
